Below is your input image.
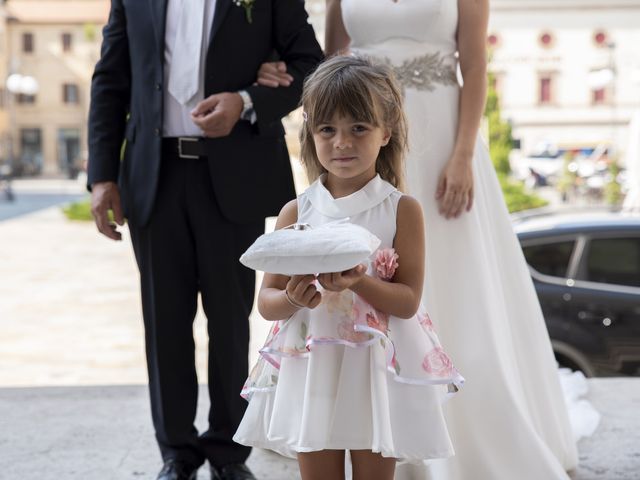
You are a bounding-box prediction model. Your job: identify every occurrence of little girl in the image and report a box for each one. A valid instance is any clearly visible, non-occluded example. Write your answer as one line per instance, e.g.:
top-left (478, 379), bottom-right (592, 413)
top-left (234, 56), bottom-right (463, 480)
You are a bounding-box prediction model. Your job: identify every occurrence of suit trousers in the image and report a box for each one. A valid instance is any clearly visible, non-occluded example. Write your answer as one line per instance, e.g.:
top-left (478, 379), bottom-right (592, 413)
top-left (129, 146), bottom-right (263, 468)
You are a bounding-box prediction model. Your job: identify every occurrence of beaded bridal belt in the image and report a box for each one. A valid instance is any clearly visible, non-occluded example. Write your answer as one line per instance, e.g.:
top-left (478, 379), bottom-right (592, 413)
top-left (368, 52), bottom-right (458, 91)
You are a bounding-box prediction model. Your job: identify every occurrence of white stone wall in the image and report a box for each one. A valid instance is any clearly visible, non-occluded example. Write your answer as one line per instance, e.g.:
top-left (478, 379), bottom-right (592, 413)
top-left (489, 1), bottom-right (640, 161)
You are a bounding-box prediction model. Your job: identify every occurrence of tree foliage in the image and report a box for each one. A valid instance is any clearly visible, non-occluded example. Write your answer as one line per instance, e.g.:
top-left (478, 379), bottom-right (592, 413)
top-left (485, 70), bottom-right (547, 212)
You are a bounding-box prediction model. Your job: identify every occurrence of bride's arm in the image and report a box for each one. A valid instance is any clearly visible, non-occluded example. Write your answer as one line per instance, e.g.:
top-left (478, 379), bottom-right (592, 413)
top-left (325, 0), bottom-right (351, 56)
top-left (436, 0), bottom-right (489, 219)
top-left (455, 0), bottom-right (489, 160)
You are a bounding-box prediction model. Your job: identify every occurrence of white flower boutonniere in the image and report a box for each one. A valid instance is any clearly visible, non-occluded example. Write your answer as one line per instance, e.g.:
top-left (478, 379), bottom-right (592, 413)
top-left (233, 0), bottom-right (256, 24)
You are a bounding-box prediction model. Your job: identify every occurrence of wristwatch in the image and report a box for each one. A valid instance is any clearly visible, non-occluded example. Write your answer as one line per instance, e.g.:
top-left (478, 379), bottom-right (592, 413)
top-left (237, 90), bottom-right (254, 122)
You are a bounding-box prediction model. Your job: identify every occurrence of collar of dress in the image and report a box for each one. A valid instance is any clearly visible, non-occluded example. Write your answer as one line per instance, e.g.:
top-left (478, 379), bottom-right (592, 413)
top-left (306, 174), bottom-right (397, 218)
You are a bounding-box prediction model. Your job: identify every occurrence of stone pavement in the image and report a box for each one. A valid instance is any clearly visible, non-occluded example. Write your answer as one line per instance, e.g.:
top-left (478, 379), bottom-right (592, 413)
top-left (0, 385), bottom-right (300, 480)
top-left (0, 181), bottom-right (639, 479)
top-left (0, 379), bottom-right (637, 480)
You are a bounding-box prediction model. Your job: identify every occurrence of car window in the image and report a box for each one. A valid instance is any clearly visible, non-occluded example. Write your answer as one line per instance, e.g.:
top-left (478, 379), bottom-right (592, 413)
top-left (585, 237), bottom-right (640, 287)
top-left (522, 240), bottom-right (575, 278)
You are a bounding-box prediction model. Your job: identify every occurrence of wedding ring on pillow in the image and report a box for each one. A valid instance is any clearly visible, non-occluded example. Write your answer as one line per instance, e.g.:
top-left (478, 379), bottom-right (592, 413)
top-left (284, 223), bottom-right (312, 231)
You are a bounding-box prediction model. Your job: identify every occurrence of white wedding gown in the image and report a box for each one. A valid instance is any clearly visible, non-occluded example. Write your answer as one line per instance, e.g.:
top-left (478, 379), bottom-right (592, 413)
top-left (342, 0), bottom-right (580, 479)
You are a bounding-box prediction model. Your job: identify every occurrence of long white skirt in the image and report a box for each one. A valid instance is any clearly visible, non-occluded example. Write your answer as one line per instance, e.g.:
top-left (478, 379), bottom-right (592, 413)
top-left (399, 84), bottom-right (579, 480)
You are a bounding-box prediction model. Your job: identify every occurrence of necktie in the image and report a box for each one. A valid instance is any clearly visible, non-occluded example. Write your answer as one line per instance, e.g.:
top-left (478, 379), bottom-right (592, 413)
top-left (168, 0), bottom-right (206, 106)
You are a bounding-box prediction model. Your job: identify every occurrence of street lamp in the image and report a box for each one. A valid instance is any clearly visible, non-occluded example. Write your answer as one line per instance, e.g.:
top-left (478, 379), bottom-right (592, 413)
top-left (5, 73), bottom-right (39, 175)
top-left (6, 73), bottom-right (39, 96)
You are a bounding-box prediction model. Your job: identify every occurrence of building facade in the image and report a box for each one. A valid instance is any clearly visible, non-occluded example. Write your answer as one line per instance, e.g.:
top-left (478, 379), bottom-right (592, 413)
top-left (1, 0), bottom-right (638, 176)
top-left (0, 0), bottom-right (108, 177)
top-left (489, 0), bottom-right (640, 164)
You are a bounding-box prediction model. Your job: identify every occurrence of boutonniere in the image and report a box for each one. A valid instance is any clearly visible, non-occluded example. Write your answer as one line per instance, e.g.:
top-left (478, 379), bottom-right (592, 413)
top-left (233, 0), bottom-right (256, 23)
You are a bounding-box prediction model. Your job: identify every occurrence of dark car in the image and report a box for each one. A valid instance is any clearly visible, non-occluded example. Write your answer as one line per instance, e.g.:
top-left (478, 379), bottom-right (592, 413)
top-left (513, 209), bottom-right (640, 377)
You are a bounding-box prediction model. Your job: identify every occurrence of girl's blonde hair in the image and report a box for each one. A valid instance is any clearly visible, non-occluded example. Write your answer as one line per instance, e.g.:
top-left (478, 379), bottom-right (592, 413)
top-left (299, 55), bottom-right (408, 191)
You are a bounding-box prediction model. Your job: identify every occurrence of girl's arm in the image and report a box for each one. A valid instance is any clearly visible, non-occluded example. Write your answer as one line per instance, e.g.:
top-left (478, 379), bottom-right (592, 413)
top-left (435, 0), bottom-right (489, 219)
top-left (257, 200), bottom-right (322, 320)
top-left (348, 196), bottom-right (426, 319)
top-left (325, 0), bottom-right (351, 56)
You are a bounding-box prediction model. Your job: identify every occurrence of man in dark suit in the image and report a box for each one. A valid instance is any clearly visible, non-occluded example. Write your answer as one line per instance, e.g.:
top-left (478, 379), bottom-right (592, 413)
top-left (88, 1), bottom-right (322, 479)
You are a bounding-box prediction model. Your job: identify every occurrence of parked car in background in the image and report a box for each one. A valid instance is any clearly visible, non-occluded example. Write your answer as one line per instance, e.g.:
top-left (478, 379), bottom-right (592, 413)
top-left (513, 209), bottom-right (640, 377)
top-left (510, 149), bottom-right (565, 184)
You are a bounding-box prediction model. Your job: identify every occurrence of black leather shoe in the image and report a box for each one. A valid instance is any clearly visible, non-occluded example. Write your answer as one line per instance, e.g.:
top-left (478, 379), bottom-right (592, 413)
top-left (214, 463), bottom-right (256, 480)
top-left (157, 459), bottom-right (199, 480)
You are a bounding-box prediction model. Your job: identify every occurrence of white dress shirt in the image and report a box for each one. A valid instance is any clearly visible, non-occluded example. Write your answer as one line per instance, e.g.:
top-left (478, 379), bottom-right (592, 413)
top-left (163, 0), bottom-right (217, 137)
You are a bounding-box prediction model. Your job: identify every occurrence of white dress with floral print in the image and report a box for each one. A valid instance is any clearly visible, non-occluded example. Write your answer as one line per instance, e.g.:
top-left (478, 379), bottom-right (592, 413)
top-left (233, 175), bottom-right (463, 463)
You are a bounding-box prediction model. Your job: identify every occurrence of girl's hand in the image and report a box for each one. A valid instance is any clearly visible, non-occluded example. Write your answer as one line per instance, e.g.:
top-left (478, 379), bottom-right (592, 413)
top-left (256, 61), bottom-right (293, 88)
top-left (435, 154), bottom-right (474, 219)
top-left (285, 274), bottom-right (322, 309)
top-left (317, 264), bottom-right (367, 292)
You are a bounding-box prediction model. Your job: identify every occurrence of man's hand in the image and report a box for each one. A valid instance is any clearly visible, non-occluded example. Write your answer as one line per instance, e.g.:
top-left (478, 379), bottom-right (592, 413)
top-left (317, 264), bottom-right (367, 292)
top-left (91, 181), bottom-right (124, 241)
top-left (191, 92), bottom-right (243, 137)
top-left (256, 61), bottom-right (293, 88)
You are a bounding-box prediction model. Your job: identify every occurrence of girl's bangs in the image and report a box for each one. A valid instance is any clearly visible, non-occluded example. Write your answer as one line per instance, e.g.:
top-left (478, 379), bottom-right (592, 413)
top-left (308, 78), bottom-right (379, 128)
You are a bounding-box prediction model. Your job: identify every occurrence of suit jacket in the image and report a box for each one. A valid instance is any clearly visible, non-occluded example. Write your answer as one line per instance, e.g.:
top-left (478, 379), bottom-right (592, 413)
top-left (88, 0), bottom-right (323, 226)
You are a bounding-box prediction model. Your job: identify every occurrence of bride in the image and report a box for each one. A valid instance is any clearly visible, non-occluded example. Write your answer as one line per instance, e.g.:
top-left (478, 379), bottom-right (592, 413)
top-left (258, 0), bottom-right (580, 478)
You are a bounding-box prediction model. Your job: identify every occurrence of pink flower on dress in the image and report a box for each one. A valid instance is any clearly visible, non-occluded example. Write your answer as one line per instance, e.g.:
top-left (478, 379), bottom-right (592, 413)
top-left (391, 351), bottom-right (401, 375)
top-left (417, 312), bottom-right (434, 330)
top-left (374, 248), bottom-right (399, 280)
top-left (338, 319), bottom-right (370, 343)
top-left (366, 310), bottom-right (390, 334)
top-left (324, 290), bottom-right (354, 317)
top-left (264, 321), bottom-right (282, 347)
top-left (422, 347), bottom-right (454, 377)
top-left (272, 322), bottom-right (281, 336)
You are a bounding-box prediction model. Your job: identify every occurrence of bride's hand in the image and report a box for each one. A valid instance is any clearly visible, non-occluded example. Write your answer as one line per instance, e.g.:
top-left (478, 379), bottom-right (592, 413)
top-left (256, 61), bottom-right (293, 88)
top-left (435, 154), bottom-right (474, 219)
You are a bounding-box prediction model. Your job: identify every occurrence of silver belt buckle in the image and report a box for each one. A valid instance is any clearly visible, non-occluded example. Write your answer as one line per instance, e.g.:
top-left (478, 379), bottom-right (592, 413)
top-left (178, 137), bottom-right (200, 159)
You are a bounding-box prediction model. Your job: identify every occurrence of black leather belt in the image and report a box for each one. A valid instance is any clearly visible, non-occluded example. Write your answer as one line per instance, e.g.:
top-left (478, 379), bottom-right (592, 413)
top-left (162, 137), bottom-right (207, 159)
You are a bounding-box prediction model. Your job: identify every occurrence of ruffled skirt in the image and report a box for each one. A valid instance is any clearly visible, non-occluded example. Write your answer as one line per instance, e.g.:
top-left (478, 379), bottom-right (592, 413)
top-left (234, 290), bottom-right (463, 463)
